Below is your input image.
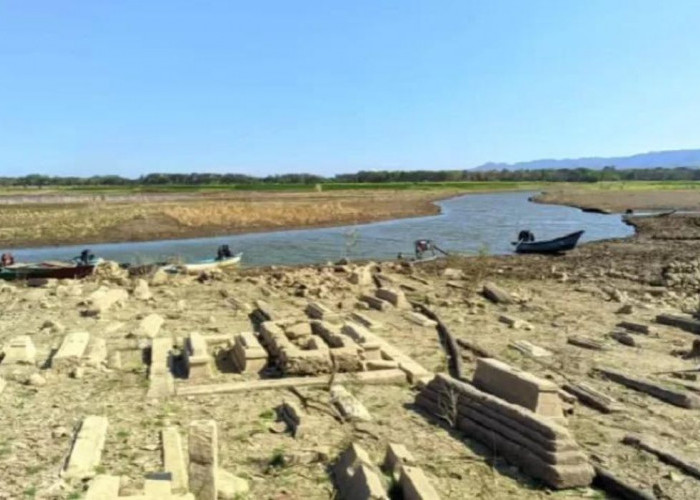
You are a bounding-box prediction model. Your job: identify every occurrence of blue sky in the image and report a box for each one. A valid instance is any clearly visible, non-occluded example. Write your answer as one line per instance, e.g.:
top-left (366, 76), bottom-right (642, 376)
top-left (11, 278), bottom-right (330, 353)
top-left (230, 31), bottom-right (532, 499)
top-left (1, 1), bottom-right (699, 177)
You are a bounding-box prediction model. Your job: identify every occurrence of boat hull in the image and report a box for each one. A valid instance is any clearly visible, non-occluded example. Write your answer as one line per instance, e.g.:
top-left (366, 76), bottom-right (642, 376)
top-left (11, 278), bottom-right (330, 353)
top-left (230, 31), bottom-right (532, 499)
top-left (163, 253), bottom-right (242, 274)
top-left (514, 231), bottom-right (584, 255)
top-left (0, 264), bottom-right (97, 281)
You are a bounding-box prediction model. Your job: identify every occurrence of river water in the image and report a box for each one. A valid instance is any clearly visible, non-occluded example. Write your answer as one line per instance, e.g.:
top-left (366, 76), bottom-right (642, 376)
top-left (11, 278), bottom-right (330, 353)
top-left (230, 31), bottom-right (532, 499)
top-left (10, 192), bottom-right (634, 267)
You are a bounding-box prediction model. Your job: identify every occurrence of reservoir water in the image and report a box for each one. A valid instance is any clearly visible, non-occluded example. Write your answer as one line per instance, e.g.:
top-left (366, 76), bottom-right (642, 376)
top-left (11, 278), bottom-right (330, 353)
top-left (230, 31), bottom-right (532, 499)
top-left (10, 192), bottom-right (634, 267)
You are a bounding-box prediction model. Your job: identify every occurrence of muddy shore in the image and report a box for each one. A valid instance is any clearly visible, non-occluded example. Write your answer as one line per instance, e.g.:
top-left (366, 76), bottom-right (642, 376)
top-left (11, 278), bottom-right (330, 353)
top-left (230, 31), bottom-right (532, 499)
top-left (1, 213), bottom-right (700, 498)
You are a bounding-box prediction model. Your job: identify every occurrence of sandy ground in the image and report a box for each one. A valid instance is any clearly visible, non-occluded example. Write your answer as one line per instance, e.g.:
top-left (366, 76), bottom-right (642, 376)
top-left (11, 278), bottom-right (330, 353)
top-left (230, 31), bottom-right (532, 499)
top-left (0, 190), bottom-right (463, 249)
top-left (535, 189), bottom-right (700, 213)
top-left (1, 213), bottom-right (700, 499)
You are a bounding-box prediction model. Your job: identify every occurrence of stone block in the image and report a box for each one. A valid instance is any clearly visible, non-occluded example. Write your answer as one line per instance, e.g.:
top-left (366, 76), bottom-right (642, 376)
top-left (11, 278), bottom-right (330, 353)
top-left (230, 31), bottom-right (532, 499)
top-left (63, 415), bottom-right (109, 480)
top-left (334, 443), bottom-right (388, 498)
top-left (509, 340), bottom-right (552, 357)
top-left (162, 426), bottom-right (188, 493)
top-left (52, 331), bottom-right (91, 372)
top-left (473, 358), bottom-right (564, 420)
top-left (186, 332), bottom-right (212, 380)
top-left (375, 288), bottom-right (411, 309)
top-left (331, 385), bottom-right (372, 422)
top-left (231, 332), bottom-right (268, 373)
top-left (144, 478), bottom-right (172, 495)
top-left (86, 474), bottom-right (120, 499)
top-left (189, 420), bottom-right (218, 500)
top-left (217, 469), bottom-right (249, 499)
top-left (350, 312), bottom-right (383, 331)
top-left (360, 294), bottom-right (391, 311)
top-left (148, 337), bottom-right (174, 399)
top-left (382, 443), bottom-right (416, 481)
top-left (306, 301), bottom-right (341, 322)
top-left (84, 288), bottom-right (128, 316)
top-left (83, 337), bottom-right (108, 367)
top-left (404, 311), bottom-right (437, 328)
top-left (1, 335), bottom-right (36, 365)
top-left (136, 313), bottom-right (164, 338)
top-left (278, 400), bottom-right (305, 437)
top-left (399, 465), bottom-right (441, 500)
top-left (482, 282), bottom-right (513, 304)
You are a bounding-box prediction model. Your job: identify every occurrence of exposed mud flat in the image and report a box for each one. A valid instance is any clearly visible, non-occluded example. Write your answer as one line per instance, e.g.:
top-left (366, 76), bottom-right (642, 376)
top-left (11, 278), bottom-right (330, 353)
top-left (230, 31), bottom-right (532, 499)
top-left (1, 215), bottom-right (700, 499)
top-left (535, 188), bottom-right (700, 213)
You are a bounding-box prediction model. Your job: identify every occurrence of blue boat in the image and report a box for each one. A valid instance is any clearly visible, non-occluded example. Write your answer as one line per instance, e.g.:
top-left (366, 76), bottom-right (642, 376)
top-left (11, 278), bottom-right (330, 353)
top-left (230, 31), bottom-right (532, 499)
top-left (513, 230), bottom-right (584, 255)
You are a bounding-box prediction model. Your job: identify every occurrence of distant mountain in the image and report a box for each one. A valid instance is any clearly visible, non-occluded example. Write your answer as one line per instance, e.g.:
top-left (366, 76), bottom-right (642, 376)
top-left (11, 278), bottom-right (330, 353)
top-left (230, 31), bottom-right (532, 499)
top-left (473, 149), bottom-right (700, 171)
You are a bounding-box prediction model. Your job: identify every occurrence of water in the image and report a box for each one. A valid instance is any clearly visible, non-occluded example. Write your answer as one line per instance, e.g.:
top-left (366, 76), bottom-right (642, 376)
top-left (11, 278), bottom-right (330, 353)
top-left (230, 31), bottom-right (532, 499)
top-left (9, 192), bottom-right (634, 267)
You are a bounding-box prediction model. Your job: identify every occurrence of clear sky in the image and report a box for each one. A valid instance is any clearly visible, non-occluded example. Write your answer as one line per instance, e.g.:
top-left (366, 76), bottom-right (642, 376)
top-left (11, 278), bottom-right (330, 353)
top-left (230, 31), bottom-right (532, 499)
top-left (1, 0), bottom-right (699, 177)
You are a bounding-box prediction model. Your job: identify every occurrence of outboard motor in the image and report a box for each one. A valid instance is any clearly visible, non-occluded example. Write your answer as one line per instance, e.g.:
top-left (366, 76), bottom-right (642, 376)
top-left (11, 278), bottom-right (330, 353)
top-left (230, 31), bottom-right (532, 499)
top-left (518, 230), bottom-right (535, 242)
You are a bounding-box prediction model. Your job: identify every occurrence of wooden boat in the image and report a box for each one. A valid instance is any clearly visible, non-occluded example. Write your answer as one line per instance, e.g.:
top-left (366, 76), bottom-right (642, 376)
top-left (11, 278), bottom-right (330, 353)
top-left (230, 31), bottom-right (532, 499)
top-left (0, 258), bottom-right (103, 281)
top-left (162, 253), bottom-right (243, 274)
top-left (513, 230), bottom-right (584, 255)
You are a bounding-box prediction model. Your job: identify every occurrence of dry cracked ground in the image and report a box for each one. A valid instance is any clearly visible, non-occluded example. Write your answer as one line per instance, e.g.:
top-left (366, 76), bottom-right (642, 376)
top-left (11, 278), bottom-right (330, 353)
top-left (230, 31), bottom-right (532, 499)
top-left (1, 214), bottom-right (700, 499)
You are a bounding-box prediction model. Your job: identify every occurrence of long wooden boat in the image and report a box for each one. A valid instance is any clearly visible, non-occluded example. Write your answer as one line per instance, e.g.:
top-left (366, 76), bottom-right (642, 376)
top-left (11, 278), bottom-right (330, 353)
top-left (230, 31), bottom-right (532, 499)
top-left (0, 258), bottom-right (103, 281)
top-left (513, 230), bottom-right (584, 255)
top-left (162, 253), bottom-right (243, 274)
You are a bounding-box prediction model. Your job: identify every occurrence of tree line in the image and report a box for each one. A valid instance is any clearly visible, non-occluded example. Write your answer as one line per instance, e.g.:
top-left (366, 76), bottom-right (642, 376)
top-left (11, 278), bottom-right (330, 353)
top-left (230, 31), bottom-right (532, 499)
top-left (1, 166), bottom-right (700, 187)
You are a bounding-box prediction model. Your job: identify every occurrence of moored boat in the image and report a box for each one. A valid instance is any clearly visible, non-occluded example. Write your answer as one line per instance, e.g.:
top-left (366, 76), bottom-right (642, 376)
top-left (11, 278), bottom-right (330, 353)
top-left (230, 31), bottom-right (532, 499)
top-left (0, 258), bottom-right (104, 281)
top-left (512, 230), bottom-right (584, 255)
top-left (162, 252), bottom-right (243, 274)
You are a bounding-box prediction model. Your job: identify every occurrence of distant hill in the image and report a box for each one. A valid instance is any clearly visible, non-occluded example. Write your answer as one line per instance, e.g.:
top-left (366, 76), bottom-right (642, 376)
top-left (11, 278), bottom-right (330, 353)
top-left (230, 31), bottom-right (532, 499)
top-left (473, 149), bottom-right (700, 171)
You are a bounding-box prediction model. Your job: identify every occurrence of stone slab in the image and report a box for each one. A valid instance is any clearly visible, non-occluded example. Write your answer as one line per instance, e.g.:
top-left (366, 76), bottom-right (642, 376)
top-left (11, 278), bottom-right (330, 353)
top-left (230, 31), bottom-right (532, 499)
top-left (1, 335), bottom-right (36, 365)
top-left (330, 385), bottom-right (372, 422)
top-left (63, 415), bottom-right (109, 480)
top-left (162, 426), bottom-right (188, 493)
top-left (177, 369), bottom-right (407, 396)
top-left (53, 331), bottom-right (91, 372)
top-left (656, 314), bottom-right (700, 334)
top-left (189, 420), bottom-right (218, 500)
top-left (399, 465), bottom-right (441, 500)
top-left (86, 474), bottom-right (120, 500)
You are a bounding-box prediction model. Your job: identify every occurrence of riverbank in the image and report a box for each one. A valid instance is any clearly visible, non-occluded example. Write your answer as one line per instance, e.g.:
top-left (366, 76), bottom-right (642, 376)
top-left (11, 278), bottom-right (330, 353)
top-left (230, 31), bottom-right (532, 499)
top-left (0, 189), bottom-right (465, 249)
top-left (1, 213), bottom-right (699, 499)
top-left (534, 183), bottom-right (700, 213)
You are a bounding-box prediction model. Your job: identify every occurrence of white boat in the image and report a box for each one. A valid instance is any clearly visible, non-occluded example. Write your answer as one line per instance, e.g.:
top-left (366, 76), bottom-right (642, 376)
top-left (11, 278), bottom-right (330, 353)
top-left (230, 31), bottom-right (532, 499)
top-left (163, 253), bottom-right (243, 274)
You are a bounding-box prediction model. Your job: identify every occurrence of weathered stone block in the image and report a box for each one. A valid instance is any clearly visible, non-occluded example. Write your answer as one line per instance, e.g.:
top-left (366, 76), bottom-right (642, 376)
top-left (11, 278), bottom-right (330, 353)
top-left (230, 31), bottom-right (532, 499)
top-left (331, 385), bottom-right (372, 422)
top-left (404, 311), bottom-right (437, 328)
top-left (189, 420), bottom-right (218, 500)
top-left (63, 415), bottom-right (109, 480)
top-left (162, 426), bottom-right (188, 493)
top-left (186, 332), bottom-right (212, 380)
top-left (399, 465), bottom-right (441, 500)
top-left (86, 474), bottom-right (120, 499)
top-left (473, 358), bottom-right (564, 420)
top-left (52, 331), bottom-right (91, 372)
top-left (1, 335), bottom-right (36, 365)
top-left (231, 332), bottom-right (268, 373)
top-left (136, 313), bottom-right (164, 338)
top-left (382, 443), bottom-right (416, 481)
top-left (83, 337), bottom-right (108, 367)
top-left (306, 301), bottom-right (341, 322)
top-left (375, 288), bottom-right (410, 309)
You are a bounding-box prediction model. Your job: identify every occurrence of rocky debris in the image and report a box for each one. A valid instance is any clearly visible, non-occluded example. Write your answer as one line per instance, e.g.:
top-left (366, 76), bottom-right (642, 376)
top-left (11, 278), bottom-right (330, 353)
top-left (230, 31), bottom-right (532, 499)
top-left (94, 261), bottom-right (129, 283)
top-left (62, 415), bottom-right (109, 480)
top-left (350, 312), bottom-right (383, 331)
top-left (473, 358), bottom-right (565, 422)
top-left (0, 377), bottom-right (6, 394)
top-left (134, 313), bottom-right (165, 339)
top-left (597, 368), bottom-right (700, 408)
top-left (185, 332), bottom-right (213, 380)
top-left (616, 304), bottom-right (634, 315)
top-left (1, 335), bottom-right (36, 364)
top-left (359, 294), bottom-right (391, 311)
top-left (482, 282), bottom-right (514, 304)
top-left (230, 332), bottom-right (268, 373)
top-left (333, 443), bottom-right (389, 500)
top-left (259, 321), bottom-right (332, 376)
top-left (349, 265), bottom-right (374, 286)
top-left (26, 372), bottom-right (46, 386)
top-left (562, 382), bottom-right (622, 414)
top-left (218, 469), bottom-right (249, 499)
top-left (277, 399), bottom-right (306, 437)
top-left (509, 340), bottom-right (552, 358)
top-left (83, 287), bottom-right (128, 316)
top-left (52, 331), bottom-right (91, 372)
top-left (617, 321), bottom-right (653, 335)
top-left (375, 288), bottom-right (411, 309)
top-left (610, 330), bottom-right (637, 347)
top-left (162, 426), bottom-right (189, 494)
top-left (567, 336), bottom-right (606, 351)
top-left (305, 301), bottom-right (341, 323)
top-left (132, 279), bottom-right (153, 300)
top-left (41, 318), bottom-right (66, 334)
top-left (330, 385), bottom-right (372, 422)
top-left (148, 337), bottom-right (175, 399)
top-left (150, 268), bottom-right (170, 286)
top-left (656, 313), bottom-right (700, 334)
top-left (498, 314), bottom-right (534, 330)
top-left (416, 374), bottom-right (594, 489)
top-left (404, 311), bottom-right (438, 328)
top-left (311, 321), bottom-right (363, 372)
top-left (189, 420), bottom-right (218, 500)
top-left (442, 268), bottom-right (465, 280)
top-left (662, 259), bottom-right (700, 290)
